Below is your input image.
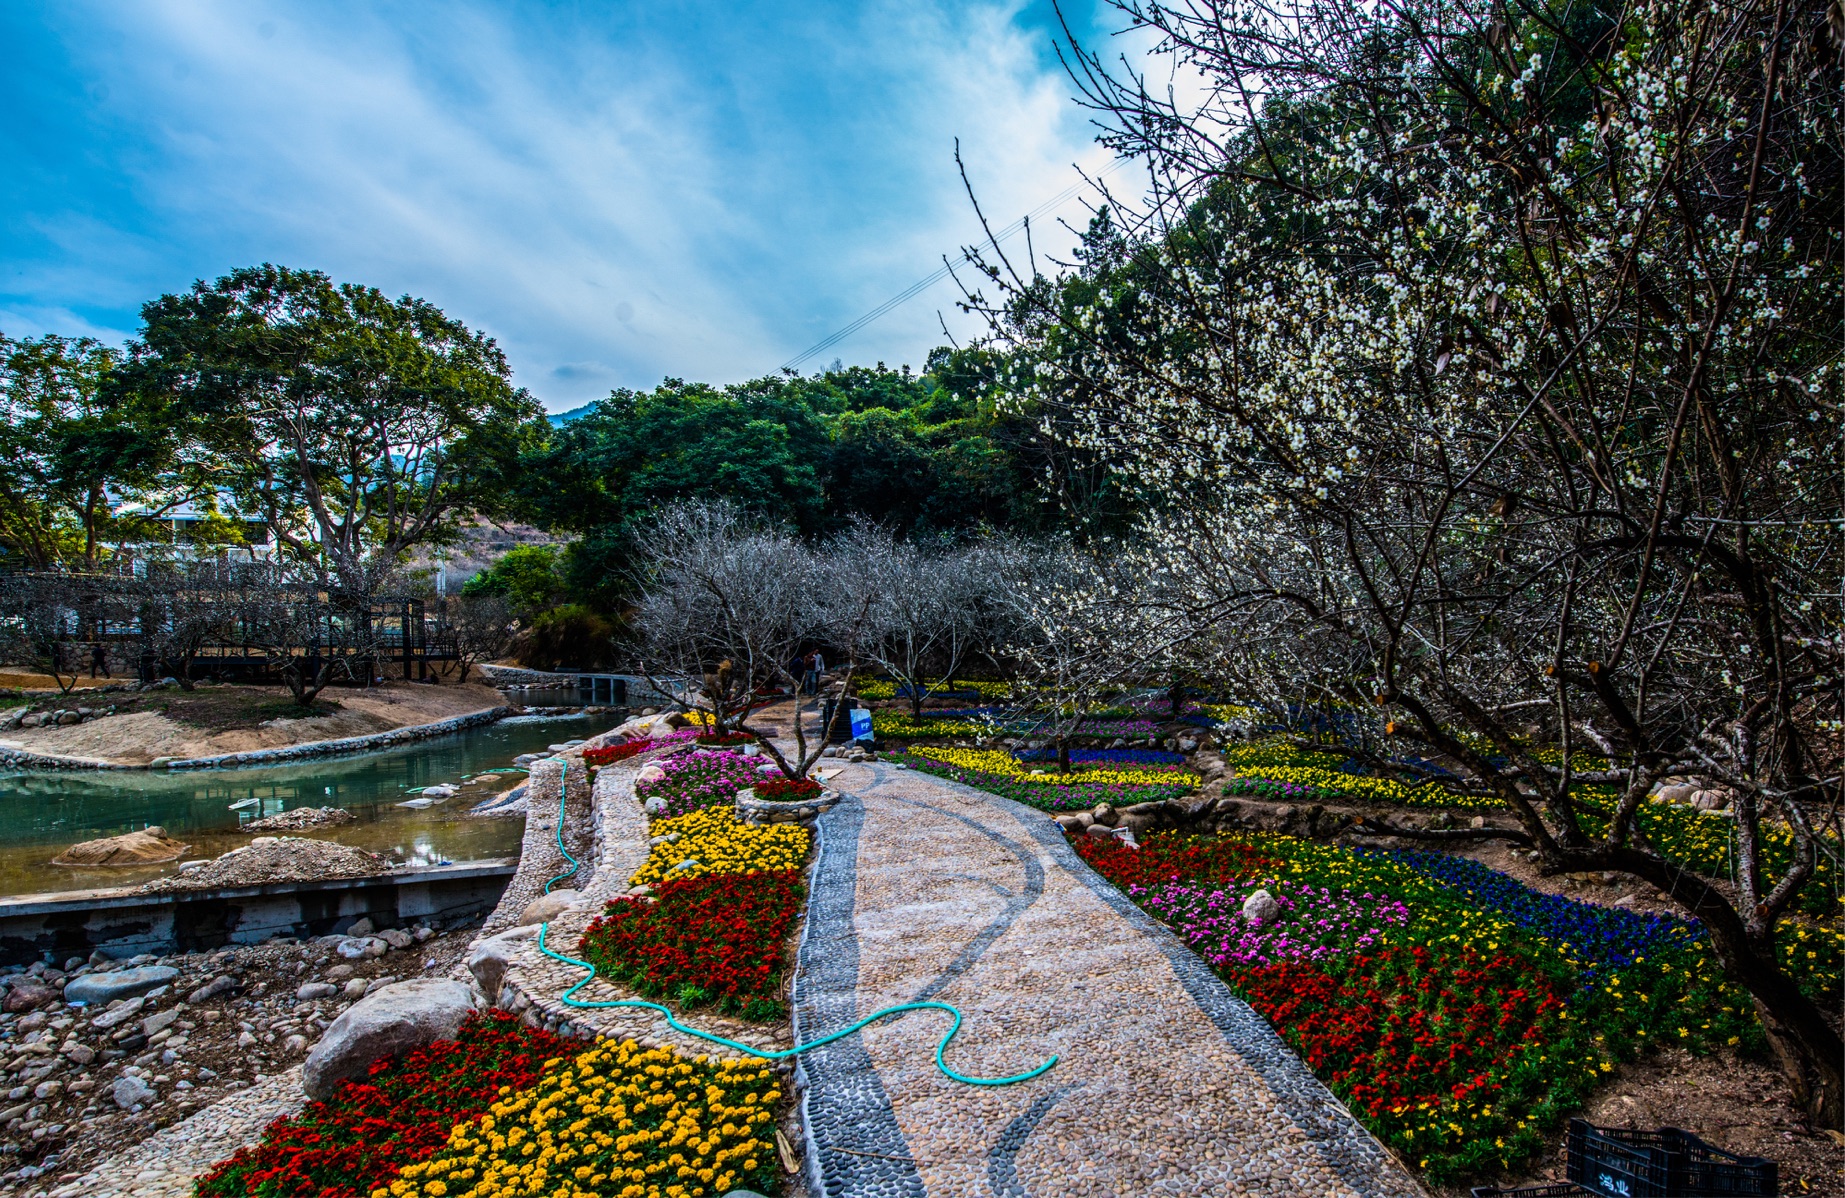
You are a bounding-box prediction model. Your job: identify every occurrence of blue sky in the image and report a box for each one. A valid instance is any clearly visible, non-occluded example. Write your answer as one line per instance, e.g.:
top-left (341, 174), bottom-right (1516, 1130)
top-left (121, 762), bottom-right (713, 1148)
top-left (1, 1), bottom-right (1137, 411)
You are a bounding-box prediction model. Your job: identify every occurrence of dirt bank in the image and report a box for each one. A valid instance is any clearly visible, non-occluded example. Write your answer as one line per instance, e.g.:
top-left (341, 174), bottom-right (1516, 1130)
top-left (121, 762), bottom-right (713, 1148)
top-left (0, 682), bottom-right (507, 767)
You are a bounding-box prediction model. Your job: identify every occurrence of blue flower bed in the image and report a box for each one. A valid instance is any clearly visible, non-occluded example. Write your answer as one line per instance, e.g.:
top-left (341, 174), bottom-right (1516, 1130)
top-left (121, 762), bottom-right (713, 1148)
top-left (1380, 850), bottom-right (1703, 980)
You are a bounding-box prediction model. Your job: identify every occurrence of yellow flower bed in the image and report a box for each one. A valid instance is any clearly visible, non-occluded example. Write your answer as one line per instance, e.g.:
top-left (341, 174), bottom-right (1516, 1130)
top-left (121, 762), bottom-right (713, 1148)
top-left (381, 1040), bottom-right (779, 1198)
top-left (630, 808), bottom-right (811, 887)
top-left (856, 677), bottom-right (1015, 700)
top-left (909, 745), bottom-right (1199, 787)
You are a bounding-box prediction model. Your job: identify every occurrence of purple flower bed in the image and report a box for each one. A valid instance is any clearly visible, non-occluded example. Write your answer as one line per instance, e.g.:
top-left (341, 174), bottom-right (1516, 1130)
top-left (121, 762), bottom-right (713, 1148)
top-left (1131, 879), bottom-right (1410, 969)
top-left (634, 749), bottom-right (774, 817)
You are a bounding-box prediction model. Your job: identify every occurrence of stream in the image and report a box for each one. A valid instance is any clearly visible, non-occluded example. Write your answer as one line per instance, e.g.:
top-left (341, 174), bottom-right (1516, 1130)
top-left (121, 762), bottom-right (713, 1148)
top-left (0, 711), bottom-right (619, 897)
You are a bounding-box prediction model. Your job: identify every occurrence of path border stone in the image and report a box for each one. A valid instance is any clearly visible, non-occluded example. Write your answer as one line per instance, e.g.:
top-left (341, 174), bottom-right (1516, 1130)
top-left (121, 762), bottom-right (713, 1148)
top-left (792, 764), bottom-right (1427, 1198)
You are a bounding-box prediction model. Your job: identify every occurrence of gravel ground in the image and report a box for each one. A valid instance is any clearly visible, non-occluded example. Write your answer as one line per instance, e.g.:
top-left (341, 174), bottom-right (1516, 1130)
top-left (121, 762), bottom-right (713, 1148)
top-left (0, 921), bottom-right (487, 1198)
top-left (798, 761), bottom-right (1425, 1198)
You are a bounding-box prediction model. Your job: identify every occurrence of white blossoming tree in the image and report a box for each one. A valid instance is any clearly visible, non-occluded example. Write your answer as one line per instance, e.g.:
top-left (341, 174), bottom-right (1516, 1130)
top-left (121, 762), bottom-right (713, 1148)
top-left (971, 0), bottom-right (1843, 1124)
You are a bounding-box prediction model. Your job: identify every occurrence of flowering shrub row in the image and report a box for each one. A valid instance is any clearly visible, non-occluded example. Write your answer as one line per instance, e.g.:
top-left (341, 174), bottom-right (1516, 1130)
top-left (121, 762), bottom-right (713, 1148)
top-left (1223, 743), bottom-right (1497, 809)
top-left (907, 746), bottom-right (1197, 787)
top-left (1014, 747), bottom-right (1187, 765)
top-left (196, 1012), bottom-right (575, 1198)
top-left (380, 1040), bottom-right (781, 1198)
top-left (583, 741), bottom-right (657, 768)
top-left (888, 749), bottom-right (1192, 812)
top-left (869, 707), bottom-right (1164, 742)
top-left (583, 729), bottom-right (702, 769)
top-left (580, 870), bottom-right (804, 1021)
top-left (629, 808), bottom-right (810, 886)
top-left (635, 751), bottom-right (768, 819)
top-left (856, 677), bottom-right (1017, 701)
top-left (1069, 830), bottom-right (1827, 1183)
top-left (752, 777), bottom-right (821, 801)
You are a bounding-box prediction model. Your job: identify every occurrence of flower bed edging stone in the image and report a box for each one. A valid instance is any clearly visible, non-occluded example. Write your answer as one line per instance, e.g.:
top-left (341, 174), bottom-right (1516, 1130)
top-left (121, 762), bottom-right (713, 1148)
top-left (736, 787), bottom-right (842, 825)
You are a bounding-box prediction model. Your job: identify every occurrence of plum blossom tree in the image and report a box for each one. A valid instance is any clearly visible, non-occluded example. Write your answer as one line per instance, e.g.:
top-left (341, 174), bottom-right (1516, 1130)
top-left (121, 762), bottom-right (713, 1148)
top-left (971, 0), bottom-right (1844, 1123)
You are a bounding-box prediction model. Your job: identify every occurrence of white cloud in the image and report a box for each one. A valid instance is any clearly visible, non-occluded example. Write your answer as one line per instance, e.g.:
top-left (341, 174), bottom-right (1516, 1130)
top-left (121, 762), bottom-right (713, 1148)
top-left (15, 0), bottom-right (1130, 407)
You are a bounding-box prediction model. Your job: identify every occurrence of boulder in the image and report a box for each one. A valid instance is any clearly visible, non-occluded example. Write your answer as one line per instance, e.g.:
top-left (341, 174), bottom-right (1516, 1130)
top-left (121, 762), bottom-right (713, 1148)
top-left (519, 890), bottom-right (587, 926)
top-left (296, 982), bottom-right (340, 1001)
top-left (50, 830), bottom-right (190, 868)
top-left (342, 978), bottom-right (369, 1000)
top-left (1692, 789), bottom-right (1732, 812)
top-left (2, 984), bottom-right (55, 1013)
top-left (1241, 888), bottom-right (1281, 926)
top-left (635, 765), bottom-right (667, 786)
top-left (1090, 803), bottom-right (1120, 828)
top-left (302, 978), bottom-right (477, 1099)
top-left (467, 925), bottom-right (538, 1001)
top-left (112, 1075), bottom-right (155, 1110)
top-left (187, 975), bottom-right (238, 1005)
top-left (142, 1008), bottom-right (180, 1037)
top-left (92, 997), bottom-right (146, 1030)
top-left (643, 797), bottom-right (668, 816)
top-left (64, 965), bottom-right (179, 1006)
top-left (347, 917), bottom-right (376, 936)
top-left (335, 936), bottom-right (387, 960)
top-left (377, 928), bottom-right (414, 949)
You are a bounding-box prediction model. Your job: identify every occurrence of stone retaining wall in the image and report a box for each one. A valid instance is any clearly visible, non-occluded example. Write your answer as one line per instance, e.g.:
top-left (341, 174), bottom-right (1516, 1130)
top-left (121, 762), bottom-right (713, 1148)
top-left (469, 736), bottom-right (792, 1063)
top-left (0, 706), bottom-right (512, 773)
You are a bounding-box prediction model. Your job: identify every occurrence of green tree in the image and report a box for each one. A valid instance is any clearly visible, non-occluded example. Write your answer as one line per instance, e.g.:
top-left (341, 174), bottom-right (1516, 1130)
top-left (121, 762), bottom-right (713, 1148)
top-left (0, 333), bottom-right (189, 568)
top-left (461, 543), bottom-right (568, 619)
top-left (125, 265), bottom-right (546, 593)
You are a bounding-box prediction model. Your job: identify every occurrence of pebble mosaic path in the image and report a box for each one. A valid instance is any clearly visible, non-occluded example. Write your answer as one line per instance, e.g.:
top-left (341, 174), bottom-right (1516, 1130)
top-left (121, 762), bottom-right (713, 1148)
top-left (72, 1067), bottom-right (305, 1198)
top-left (793, 761), bottom-right (1425, 1198)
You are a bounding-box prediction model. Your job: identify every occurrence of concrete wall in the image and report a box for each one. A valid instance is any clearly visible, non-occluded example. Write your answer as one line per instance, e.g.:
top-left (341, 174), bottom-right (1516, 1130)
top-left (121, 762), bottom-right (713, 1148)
top-left (0, 860), bottom-right (516, 964)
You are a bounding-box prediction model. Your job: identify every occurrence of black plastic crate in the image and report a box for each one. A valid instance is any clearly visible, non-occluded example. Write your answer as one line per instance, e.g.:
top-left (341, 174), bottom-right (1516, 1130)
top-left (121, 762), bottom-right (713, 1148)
top-left (1566, 1119), bottom-right (1777, 1197)
top-left (1472, 1184), bottom-right (1589, 1197)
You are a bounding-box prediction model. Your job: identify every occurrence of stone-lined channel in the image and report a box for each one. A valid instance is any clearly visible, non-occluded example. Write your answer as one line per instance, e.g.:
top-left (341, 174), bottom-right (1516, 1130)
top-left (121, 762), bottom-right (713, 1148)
top-left (0, 712), bottom-right (618, 896)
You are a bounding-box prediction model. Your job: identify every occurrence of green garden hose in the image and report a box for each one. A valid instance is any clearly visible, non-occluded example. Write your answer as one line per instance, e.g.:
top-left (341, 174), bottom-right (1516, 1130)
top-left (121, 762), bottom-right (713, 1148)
top-left (533, 759), bottom-right (1057, 1087)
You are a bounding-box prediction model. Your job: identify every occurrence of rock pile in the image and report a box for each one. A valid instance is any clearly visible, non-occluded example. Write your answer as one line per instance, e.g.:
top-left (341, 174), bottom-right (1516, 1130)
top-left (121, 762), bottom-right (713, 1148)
top-left (242, 807), bottom-right (357, 832)
top-left (0, 917), bottom-right (477, 1192)
top-left (136, 838), bottom-right (389, 893)
top-left (49, 831), bottom-right (190, 869)
top-left (3, 706), bottom-right (115, 731)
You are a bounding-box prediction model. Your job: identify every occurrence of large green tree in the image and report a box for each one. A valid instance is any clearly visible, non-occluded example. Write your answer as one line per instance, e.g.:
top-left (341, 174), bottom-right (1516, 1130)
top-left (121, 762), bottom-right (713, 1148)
top-left (126, 265), bottom-right (545, 593)
top-left (0, 333), bottom-right (189, 568)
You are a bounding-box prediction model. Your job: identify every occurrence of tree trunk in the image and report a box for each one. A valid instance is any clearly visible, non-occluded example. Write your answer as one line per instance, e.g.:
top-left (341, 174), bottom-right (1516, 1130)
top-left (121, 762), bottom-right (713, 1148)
top-left (1057, 736), bottom-right (1071, 773)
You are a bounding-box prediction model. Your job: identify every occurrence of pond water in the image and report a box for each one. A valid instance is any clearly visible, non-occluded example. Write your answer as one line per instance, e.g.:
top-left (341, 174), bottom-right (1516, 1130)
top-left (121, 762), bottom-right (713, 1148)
top-left (0, 711), bottom-right (619, 897)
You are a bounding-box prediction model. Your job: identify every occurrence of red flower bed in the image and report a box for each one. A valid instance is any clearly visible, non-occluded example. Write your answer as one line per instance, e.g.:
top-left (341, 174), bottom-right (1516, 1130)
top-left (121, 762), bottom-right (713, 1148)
top-left (1072, 831), bottom-right (1281, 892)
top-left (194, 1011), bottom-right (571, 1198)
top-left (579, 869), bottom-right (804, 1021)
top-left (1230, 943), bottom-right (1569, 1121)
top-left (697, 731), bottom-right (756, 747)
top-left (582, 740), bottom-right (653, 767)
top-left (755, 777), bottom-right (822, 800)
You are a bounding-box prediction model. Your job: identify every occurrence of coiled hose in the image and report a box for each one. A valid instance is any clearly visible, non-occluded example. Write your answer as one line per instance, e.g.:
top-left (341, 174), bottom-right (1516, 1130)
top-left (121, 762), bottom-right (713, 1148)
top-left (533, 759), bottom-right (1057, 1086)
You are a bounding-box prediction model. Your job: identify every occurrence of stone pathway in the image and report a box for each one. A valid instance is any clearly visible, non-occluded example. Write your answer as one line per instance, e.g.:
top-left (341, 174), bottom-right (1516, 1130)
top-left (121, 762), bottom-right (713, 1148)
top-left (67, 1067), bottom-right (305, 1198)
top-left (792, 762), bottom-right (1425, 1198)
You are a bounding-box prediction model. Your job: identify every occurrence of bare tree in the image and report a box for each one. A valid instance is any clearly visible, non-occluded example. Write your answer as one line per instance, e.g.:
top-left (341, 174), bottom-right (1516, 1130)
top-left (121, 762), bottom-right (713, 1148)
top-left (225, 562), bottom-right (385, 707)
top-left (131, 558), bottom-right (242, 690)
top-left (439, 592), bottom-right (515, 684)
top-left (630, 501), bottom-right (865, 779)
top-left (0, 571), bottom-right (87, 694)
top-left (831, 526), bottom-right (993, 718)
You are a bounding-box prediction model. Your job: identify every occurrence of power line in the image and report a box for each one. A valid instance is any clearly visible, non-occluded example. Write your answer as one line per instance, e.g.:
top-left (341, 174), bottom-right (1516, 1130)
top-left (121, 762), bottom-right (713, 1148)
top-left (779, 158), bottom-right (1129, 374)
